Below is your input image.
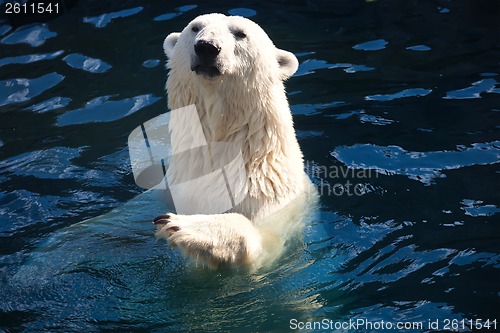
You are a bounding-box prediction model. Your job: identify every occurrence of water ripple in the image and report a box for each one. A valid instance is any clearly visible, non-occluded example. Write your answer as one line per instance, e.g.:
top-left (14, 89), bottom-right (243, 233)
top-left (359, 113), bottom-right (395, 125)
top-left (329, 217), bottom-right (402, 256)
top-left (365, 88), bottom-right (432, 101)
top-left (0, 24), bottom-right (11, 37)
top-left (295, 59), bottom-right (330, 77)
top-left (296, 130), bottom-right (323, 139)
top-left (0, 146), bottom-right (86, 179)
top-left (0, 50), bottom-right (64, 67)
top-left (291, 101), bottom-right (346, 116)
top-left (0, 189), bottom-right (118, 234)
top-left (142, 59), bottom-right (160, 68)
top-left (349, 245), bottom-right (455, 285)
top-left (332, 109), bottom-right (395, 125)
top-left (153, 5), bottom-right (197, 22)
top-left (344, 64), bottom-right (375, 73)
top-left (460, 199), bottom-right (499, 217)
top-left (228, 8), bottom-right (257, 17)
top-left (0, 73), bottom-right (65, 107)
top-left (25, 96), bottom-right (71, 113)
top-left (444, 78), bottom-right (498, 99)
top-left (0, 24), bottom-right (56, 47)
top-left (63, 53), bottom-right (112, 73)
top-left (57, 94), bottom-right (160, 126)
top-left (84, 7), bottom-right (143, 28)
top-left (450, 249), bottom-right (500, 268)
top-left (332, 141), bottom-right (500, 185)
top-left (406, 45), bottom-right (431, 52)
top-left (353, 39), bottom-right (388, 51)
top-left (295, 59), bottom-right (375, 77)
top-left (0, 190), bottom-right (67, 232)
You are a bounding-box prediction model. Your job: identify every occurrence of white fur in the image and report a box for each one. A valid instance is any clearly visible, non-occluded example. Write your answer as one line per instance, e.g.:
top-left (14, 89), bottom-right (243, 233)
top-left (156, 13), bottom-right (313, 269)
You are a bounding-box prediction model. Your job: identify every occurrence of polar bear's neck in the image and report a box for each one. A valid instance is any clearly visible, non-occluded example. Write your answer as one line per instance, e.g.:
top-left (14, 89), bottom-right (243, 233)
top-left (167, 73), bottom-right (305, 202)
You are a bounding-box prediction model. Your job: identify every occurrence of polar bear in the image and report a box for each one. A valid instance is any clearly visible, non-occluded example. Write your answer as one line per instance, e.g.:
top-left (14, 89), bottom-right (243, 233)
top-left (154, 13), bottom-right (314, 269)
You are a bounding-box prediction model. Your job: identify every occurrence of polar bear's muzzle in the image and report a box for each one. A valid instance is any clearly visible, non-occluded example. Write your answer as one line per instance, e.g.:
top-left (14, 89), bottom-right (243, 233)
top-left (191, 40), bottom-right (222, 78)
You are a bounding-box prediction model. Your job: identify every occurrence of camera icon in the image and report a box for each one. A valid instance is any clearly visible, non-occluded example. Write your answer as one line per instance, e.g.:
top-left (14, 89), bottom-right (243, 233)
top-left (128, 104), bottom-right (248, 214)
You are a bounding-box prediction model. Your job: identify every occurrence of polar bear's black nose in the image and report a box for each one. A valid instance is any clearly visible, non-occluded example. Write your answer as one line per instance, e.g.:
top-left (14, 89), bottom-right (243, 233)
top-left (194, 40), bottom-right (221, 59)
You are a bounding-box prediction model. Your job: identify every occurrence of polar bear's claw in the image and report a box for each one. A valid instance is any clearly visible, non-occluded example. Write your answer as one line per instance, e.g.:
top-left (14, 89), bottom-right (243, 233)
top-left (152, 214), bottom-right (171, 225)
top-left (166, 226), bottom-right (180, 235)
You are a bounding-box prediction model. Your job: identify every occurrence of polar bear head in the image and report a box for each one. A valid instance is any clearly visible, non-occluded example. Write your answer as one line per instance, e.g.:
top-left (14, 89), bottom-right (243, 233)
top-left (163, 13), bottom-right (298, 82)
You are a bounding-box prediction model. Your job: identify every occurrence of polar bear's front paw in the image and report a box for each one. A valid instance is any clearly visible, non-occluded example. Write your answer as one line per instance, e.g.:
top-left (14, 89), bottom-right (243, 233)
top-left (153, 213), bottom-right (263, 269)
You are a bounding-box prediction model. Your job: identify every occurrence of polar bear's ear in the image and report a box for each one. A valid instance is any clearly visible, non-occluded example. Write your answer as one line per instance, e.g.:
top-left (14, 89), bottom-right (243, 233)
top-left (276, 49), bottom-right (299, 80)
top-left (163, 32), bottom-right (181, 59)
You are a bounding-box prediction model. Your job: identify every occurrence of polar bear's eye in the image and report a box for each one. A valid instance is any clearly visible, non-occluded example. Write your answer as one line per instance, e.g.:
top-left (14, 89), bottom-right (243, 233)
top-left (233, 30), bottom-right (246, 39)
top-left (191, 26), bottom-right (200, 33)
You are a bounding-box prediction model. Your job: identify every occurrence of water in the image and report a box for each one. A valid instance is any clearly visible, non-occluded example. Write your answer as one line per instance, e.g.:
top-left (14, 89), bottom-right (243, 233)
top-left (1, 1), bottom-right (499, 332)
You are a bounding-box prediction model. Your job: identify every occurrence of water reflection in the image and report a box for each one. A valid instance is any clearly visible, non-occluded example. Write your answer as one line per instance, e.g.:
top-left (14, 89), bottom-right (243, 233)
top-left (0, 50), bottom-right (64, 67)
top-left (63, 53), bottom-right (112, 73)
top-left (353, 39), bottom-right (388, 51)
top-left (332, 141), bottom-right (500, 185)
top-left (0, 72), bottom-right (64, 107)
top-left (365, 88), bottom-right (432, 101)
top-left (153, 4), bottom-right (198, 22)
top-left (25, 96), bottom-right (71, 113)
top-left (57, 94), bottom-right (160, 125)
top-left (444, 79), bottom-right (498, 99)
top-left (0, 23), bottom-right (56, 46)
top-left (83, 7), bottom-right (144, 28)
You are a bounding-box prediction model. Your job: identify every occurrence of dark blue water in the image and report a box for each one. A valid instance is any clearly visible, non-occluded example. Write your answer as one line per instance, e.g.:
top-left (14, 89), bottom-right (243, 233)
top-left (1, 1), bottom-right (499, 332)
